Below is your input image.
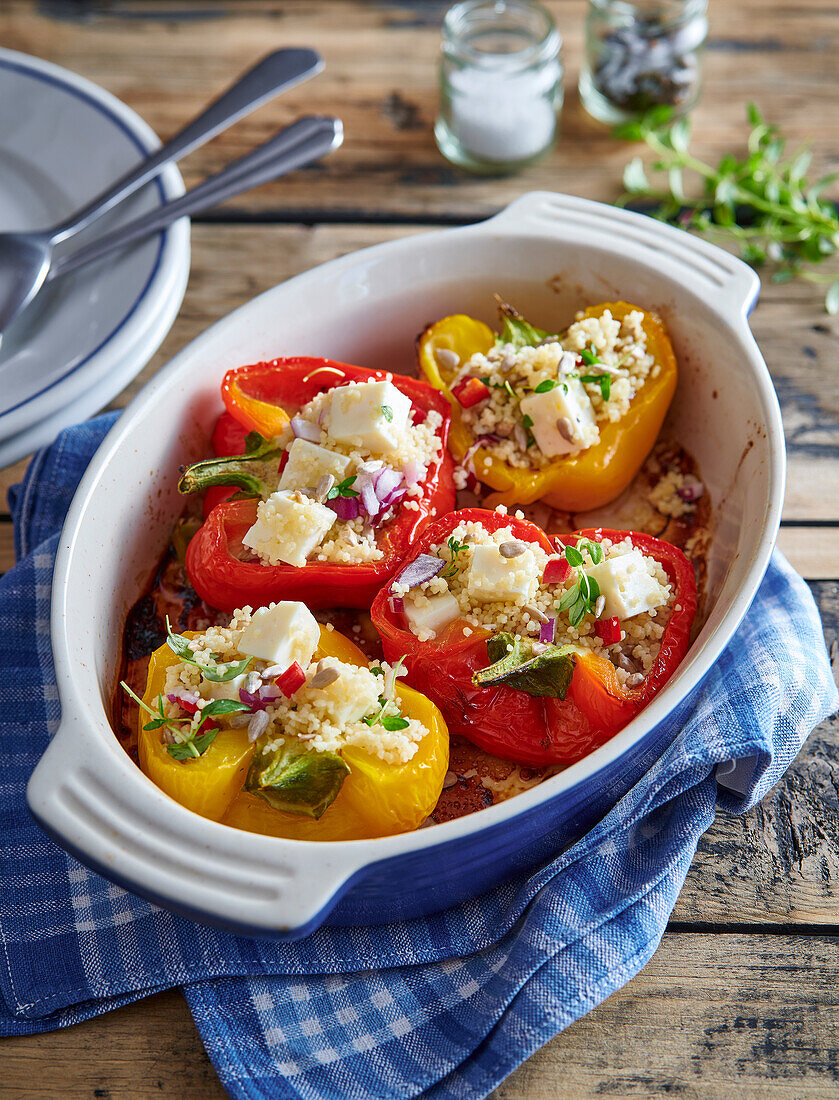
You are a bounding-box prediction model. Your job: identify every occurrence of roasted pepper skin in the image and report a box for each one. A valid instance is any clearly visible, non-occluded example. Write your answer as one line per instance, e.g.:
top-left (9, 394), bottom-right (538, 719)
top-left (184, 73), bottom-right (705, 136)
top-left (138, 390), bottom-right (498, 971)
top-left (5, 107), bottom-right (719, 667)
top-left (370, 509), bottom-right (696, 767)
top-left (185, 357), bottom-right (456, 612)
top-left (138, 626), bottom-right (450, 840)
top-left (418, 302), bottom-right (677, 512)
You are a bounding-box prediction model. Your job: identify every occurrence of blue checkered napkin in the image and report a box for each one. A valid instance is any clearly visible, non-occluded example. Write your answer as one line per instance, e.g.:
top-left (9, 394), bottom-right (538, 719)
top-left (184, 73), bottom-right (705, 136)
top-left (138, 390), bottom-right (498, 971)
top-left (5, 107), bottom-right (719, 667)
top-left (0, 415), bottom-right (836, 1100)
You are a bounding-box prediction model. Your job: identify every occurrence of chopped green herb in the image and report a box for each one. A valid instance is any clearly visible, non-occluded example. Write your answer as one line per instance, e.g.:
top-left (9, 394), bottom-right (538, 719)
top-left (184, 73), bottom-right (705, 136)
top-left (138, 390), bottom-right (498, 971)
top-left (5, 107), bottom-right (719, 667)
top-left (522, 414), bottom-right (534, 429)
top-left (503, 379), bottom-right (518, 400)
top-left (167, 729), bottom-right (219, 760)
top-left (380, 714), bottom-right (410, 732)
top-left (440, 535), bottom-right (467, 579)
top-left (556, 572), bottom-right (601, 628)
top-left (575, 538), bottom-right (604, 565)
top-left (534, 379), bottom-right (558, 393)
top-left (325, 475), bottom-right (360, 500)
top-left (380, 405), bottom-right (394, 422)
top-left (564, 545), bottom-right (584, 568)
top-left (370, 666), bottom-right (385, 677)
top-left (472, 634), bottom-right (576, 698)
top-left (580, 372), bottom-right (612, 402)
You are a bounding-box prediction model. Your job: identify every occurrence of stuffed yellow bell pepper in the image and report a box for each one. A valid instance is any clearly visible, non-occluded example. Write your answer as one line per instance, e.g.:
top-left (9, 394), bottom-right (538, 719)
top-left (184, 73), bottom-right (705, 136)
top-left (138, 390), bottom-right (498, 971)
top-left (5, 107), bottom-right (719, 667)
top-left (418, 300), bottom-right (677, 512)
top-left (134, 621), bottom-right (449, 842)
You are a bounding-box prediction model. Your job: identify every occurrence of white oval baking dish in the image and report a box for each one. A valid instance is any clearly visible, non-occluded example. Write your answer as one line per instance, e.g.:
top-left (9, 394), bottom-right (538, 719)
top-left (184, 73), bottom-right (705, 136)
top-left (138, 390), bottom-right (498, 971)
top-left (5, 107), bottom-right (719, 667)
top-left (27, 192), bottom-right (784, 938)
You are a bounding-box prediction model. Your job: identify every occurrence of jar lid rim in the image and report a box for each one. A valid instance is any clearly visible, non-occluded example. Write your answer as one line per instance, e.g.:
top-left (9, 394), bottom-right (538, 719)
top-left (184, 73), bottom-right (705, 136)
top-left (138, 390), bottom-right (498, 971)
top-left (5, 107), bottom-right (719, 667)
top-left (442, 0), bottom-right (562, 70)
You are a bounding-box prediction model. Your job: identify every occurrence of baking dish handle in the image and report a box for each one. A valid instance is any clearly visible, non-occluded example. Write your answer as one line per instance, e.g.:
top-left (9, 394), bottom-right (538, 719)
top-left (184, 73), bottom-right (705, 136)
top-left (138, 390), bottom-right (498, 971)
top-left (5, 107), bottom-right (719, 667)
top-left (27, 712), bottom-right (362, 938)
top-left (484, 191), bottom-right (761, 318)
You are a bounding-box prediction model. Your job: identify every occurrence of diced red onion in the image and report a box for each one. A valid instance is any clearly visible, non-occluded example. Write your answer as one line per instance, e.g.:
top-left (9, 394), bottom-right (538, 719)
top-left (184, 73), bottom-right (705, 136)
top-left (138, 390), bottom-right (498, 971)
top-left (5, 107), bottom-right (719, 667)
top-left (375, 467), bottom-right (403, 503)
top-left (393, 553), bottom-right (445, 589)
top-left (403, 459), bottom-right (424, 487)
top-left (359, 476), bottom-right (380, 517)
top-left (388, 595), bottom-right (405, 614)
top-left (259, 683), bottom-right (281, 701)
top-left (676, 478), bottom-right (705, 502)
top-left (539, 616), bottom-right (557, 644)
top-left (239, 687), bottom-right (272, 711)
top-left (326, 495), bottom-right (361, 521)
top-left (290, 416), bottom-right (321, 443)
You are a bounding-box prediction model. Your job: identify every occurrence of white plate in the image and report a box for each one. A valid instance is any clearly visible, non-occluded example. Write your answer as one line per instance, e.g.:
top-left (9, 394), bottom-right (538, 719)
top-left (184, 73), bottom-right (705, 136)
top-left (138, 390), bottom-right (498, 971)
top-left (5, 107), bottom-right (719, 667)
top-left (0, 48), bottom-right (189, 458)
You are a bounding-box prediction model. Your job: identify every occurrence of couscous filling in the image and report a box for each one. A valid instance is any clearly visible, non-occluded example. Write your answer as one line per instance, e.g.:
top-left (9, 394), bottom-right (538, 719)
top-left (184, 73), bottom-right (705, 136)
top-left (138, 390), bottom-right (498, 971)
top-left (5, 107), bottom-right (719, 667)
top-left (242, 377), bottom-right (445, 568)
top-left (391, 509), bottom-right (674, 687)
top-left (448, 308), bottom-right (656, 473)
top-left (161, 604), bottom-right (429, 765)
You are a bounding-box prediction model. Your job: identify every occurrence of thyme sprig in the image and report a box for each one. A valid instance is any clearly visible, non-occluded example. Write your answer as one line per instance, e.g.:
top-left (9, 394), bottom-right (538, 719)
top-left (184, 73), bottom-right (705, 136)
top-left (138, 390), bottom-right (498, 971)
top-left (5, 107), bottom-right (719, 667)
top-left (616, 103), bottom-right (839, 314)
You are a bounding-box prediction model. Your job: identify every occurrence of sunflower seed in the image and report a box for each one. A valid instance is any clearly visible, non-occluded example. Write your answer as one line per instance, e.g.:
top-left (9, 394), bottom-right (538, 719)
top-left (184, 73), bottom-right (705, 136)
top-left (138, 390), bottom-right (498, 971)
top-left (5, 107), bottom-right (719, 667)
top-left (594, 595), bottom-right (606, 619)
top-left (435, 348), bottom-right (460, 370)
top-left (315, 473), bottom-right (335, 502)
top-left (308, 665), bottom-right (340, 690)
top-left (513, 423), bottom-right (529, 450)
top-left (626, 672), bottom-right (645, 688)
top-left (556, 417), bottom-right (576, 444)
top-left (524, 603), bottom-right (548, 623)
top-left (499, 540), bottom-right (527, 558)
top-left (245, 671), bottom-right (263, 694)
top-left (248, 710), bottom-right (270, 742)
top-left (616, 652), bottom-right (638, 672)
top-left (442, 771), bottom-right (458, 789)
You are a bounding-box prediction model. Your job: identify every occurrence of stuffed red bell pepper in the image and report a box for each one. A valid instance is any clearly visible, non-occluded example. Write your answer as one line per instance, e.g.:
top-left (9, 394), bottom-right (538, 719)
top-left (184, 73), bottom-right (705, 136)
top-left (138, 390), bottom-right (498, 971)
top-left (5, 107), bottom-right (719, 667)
top-left (180, 357), bottom-right (456, 611)
top-left (370, 508), bottom-right (697, 767)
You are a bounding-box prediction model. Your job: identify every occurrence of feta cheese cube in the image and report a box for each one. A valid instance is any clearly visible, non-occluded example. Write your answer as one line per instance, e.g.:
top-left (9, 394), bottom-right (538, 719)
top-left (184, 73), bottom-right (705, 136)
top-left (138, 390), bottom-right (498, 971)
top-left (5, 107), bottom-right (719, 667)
top-left (404, 590), bottom-right (460, 637)
top-left (279, 438), bottom-right (352, 492)
top-left (327, 380), bottom-right (412, 453)
top-left (303, 657), bottom-right (381, 725)
top-left (586, 550), bottom-right (669, 620)
top-left (519, 378), bottom-right (598, 457)
top-left (238, 601), bottom-right (320, 670)
top-left (243, 490), bottom-right (335, 568)
top-left (466, 544), bottom-right (538, 604)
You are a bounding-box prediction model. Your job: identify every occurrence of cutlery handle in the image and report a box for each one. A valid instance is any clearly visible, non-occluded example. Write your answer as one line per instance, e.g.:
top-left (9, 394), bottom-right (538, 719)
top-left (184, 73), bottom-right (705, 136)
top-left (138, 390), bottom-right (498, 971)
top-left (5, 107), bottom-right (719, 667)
top-left (49, 47), bottom-right (322, 245)
top-left (49, 116), bottom-right (342, 280)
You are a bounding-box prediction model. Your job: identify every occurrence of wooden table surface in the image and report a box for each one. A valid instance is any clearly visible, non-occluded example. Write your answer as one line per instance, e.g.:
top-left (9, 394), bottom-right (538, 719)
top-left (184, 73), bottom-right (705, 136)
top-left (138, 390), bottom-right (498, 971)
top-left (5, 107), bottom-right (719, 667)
top-left (1, 1), bottom-right (837, 1096)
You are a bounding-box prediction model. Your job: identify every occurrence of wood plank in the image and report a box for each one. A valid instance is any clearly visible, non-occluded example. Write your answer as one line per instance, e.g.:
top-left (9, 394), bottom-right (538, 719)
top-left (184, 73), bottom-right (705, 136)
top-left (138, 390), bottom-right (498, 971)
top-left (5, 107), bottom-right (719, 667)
top-left (2, 0), bottom-right (839, 221)
top-left (2, 932), bottom-right (839, 1099)
top-left (777, 528), bottom-right (839, 579)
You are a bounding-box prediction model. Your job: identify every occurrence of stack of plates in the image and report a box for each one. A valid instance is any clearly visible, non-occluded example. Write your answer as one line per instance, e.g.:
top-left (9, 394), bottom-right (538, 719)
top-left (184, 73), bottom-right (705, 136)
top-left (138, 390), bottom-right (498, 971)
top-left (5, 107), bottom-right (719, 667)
top-left (0, 48), bottom-right (190, 467)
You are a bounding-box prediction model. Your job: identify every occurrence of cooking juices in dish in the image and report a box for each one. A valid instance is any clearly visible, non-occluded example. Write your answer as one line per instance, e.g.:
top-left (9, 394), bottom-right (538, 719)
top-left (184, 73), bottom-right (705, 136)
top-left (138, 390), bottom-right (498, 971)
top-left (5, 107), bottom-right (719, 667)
top-left (124, 600), bottom-right (448, 840)
top-left (371, 508), bottom-right (696, 767)
top-left (117, 305), bottom-right (705, 836)
top-left (418, 298), bottom-right (677, 511)
top-left (179, 358), bottom-right (456, 611)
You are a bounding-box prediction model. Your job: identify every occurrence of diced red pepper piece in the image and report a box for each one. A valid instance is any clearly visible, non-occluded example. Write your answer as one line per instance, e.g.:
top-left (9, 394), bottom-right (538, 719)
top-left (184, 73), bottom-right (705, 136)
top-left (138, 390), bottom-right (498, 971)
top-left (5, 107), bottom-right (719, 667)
top-left (451, 376), bottom-right (491, 408)
top-left (595, 616), bottom-right (622, 645)
top-left (276, 661), bottom-right (306, 698)
top-left (543, 555), bottom-right (572, 584)
top-left (177, 697), bottom-right (199, 715)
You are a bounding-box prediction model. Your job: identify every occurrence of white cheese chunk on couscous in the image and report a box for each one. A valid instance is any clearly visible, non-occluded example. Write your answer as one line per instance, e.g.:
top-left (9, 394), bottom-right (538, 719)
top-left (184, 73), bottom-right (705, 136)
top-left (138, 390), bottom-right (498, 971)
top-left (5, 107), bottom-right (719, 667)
top-left (327, 379), bottom-right (412, 454)
top-left (238, 601), bottom-right (320, 669)
top-left (467, 544), bottom-right (538, 604)
top-left (404, 589), bottom-right (461, 638)
top-left (243, 490), bottom-right (336, 568)
top-left (519, 378), bottom-right (598, 457)
top-left (586, 550), bottom-right (669, 620)
top-left (203, 672), bottom-right (249, 703)
top-left (278, 438), bottom-right (352, 491)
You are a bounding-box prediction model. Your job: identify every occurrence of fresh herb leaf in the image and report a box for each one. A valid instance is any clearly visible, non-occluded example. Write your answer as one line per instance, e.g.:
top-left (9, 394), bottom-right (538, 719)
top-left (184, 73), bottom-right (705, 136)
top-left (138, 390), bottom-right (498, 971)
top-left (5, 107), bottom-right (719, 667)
top-left (441, 535), bottom-right (467, 578)
top-left (534, 379), bottom-right (558, 393)
top-left (576, 538), bottom-right (604, 565)
top-left (472, 633), bottom-right (576, 698)
top-left (380, 405), bottom-right (394, 422)
top-left (556, 570), bottom-right (601, 627)
top-left (326, 475), bottom-right (360, 500)
top-left (564, 545), bottom-right (584, 568)
top-left (370, 666), bottom-right (385, 677)
top-left (521, 414), bottom-right (534, 429)
top-left (200, 699), bottom-right (251, 718)
top-left (503, 379), bottom-right (518, 400)
top-left (493, 295), bottom-right (557, 350)
top-left (615, 104), bottom-right (839, 314)
top-left (580, 373), bottom-right (612, 402)
top-left (579, 345), bottom-right (602, 368)
top-left (381, 714), bottom-right (410, 731)
top-left (164, 616), bottom-right (252, 683)
top-left (167, 729), bottom-right (218, 760)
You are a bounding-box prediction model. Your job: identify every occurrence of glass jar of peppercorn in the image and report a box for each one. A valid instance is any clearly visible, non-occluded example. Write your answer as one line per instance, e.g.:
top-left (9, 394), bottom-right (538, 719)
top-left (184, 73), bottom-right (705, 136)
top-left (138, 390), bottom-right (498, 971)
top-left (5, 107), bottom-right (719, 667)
top-left (579, 0), bottom-right (708, 125)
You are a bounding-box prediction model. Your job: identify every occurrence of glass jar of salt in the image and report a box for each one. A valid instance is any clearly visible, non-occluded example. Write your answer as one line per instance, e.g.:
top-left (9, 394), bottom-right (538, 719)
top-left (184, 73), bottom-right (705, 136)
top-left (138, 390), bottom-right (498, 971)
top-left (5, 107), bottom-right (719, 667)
top-left (435, 0), bottom-right (563, 174)
top-left (579, 0), bottom-right (708, 126)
